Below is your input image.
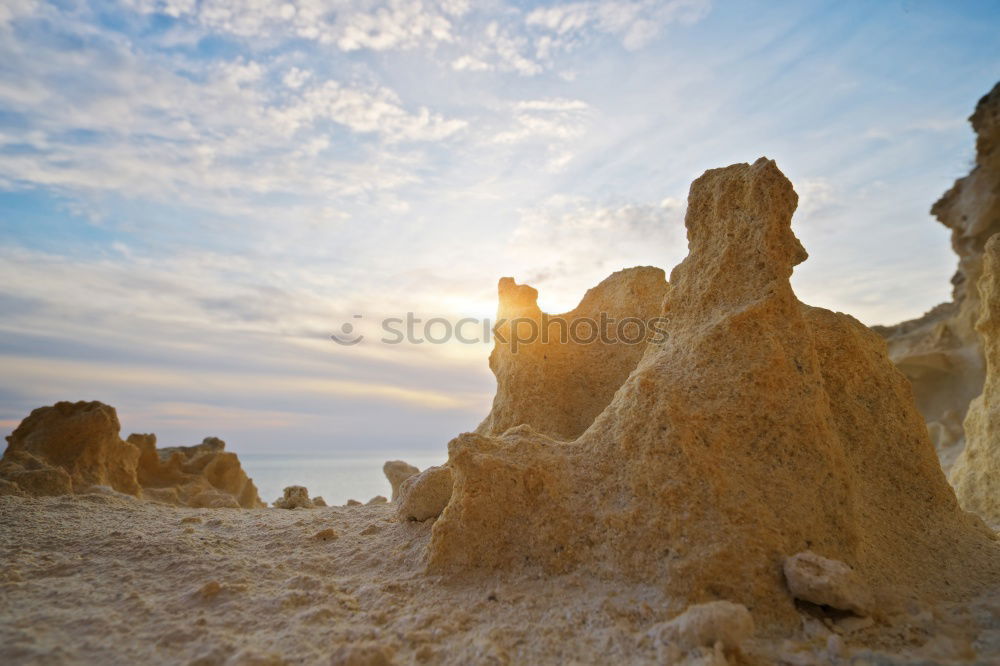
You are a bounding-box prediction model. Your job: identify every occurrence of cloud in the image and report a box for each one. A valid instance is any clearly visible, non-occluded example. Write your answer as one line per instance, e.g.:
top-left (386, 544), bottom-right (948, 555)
top-left (507, 195), bottom-right (687, 310)
top-left (122, 0), bottom-right (465, 52)
top-left (0, 13), bottom-right (466, 221)
top-left (490, 98), bottom-right (593, 171)
top-left (526, 0), bottom-right (712, 53)
top-left (290, 81), bottom-right (468, 142)
top-left (0, 0), bottom-right (37, 29)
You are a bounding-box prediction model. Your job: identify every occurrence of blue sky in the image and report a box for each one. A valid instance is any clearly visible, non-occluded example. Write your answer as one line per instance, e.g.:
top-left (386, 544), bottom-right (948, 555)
top-left (1, 0), bottom-right (998, 455)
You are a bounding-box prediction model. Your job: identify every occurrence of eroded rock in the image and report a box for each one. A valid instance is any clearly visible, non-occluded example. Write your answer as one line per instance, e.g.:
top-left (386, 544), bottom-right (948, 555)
top-left (0, 401), bottom-right (139, 497)
top-left (273, 486), bottom-right (314, 509)
top-left (397, 465), bottom-right (452, 521)
top-left (383, 460), bottom-right (419, 501)
top-left (0, 401), bottom-right (264, 508)
top-left (649, 601), bottom-right (754, 652)
top-left (131, 433), bottom-right (263, 509)
top-left (475, 266), bottom-right (668, 441)
top-left (783, 551), bottom-right (873, 615)
top-left (428, 158), bottom-right (1000, 629)
top-left (876, 82), bottom-right (1000, 471)
top-left (950, 234), bottom-right (1000, 527)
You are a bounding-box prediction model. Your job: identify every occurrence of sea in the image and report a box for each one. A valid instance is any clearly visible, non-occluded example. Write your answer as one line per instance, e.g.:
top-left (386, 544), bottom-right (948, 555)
top-left (239, 453), bottom-right (448, 507)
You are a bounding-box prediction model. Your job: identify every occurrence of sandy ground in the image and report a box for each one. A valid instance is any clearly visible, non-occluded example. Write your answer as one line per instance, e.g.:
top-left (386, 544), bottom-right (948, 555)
top-left (2, 494), bottom-right (999, 665)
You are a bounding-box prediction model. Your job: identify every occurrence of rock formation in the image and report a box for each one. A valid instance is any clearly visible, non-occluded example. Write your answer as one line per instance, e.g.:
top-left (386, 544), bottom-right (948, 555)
top-left (0, 401), bottom-right (139, 497)
top-left (273, 486), bottom-right (314, 509)
top-left (0, 401), bottom-right (264, 508)
top-left (383, 460), bottom-right (419, 501)
top-left (130, 433), bottom-right (262, 508)
top-left (783, 551), bottom-right (872, 615)
top-left (875, 81), bottom-right (1000, 470)
top-left (647, 600), bottom-right (754, 653)
top-left (950, 234), bottom-right (1000, 526)
top-left (476, 267), bottom-right (668, 441)
top-left (428, 158), bottom-right (1000, 630)
top-left (397, 465), bottom-right (452, 521)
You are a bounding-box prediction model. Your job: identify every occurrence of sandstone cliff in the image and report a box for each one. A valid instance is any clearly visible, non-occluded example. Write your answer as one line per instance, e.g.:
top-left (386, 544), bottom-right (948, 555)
top-left (0, 401), bottom-right (264, 508)
top-left (950, 234), bottom-right (1000, 527)
top-left (429, 158), bottom-right (1000, 630)
top-left (876, 81), bottom-right (1000, 470)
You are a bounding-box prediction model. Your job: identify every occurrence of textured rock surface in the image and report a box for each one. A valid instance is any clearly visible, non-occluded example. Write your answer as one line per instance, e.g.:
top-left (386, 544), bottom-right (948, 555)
top-left (273, 486), bottom-right (315, 509)
top-left (783, 551), bottom-right (873, 615)
top-left (397, 465), bottom-right (452, 522)
top-left (875, 81), bottom-right (1000, 470)
top-left (130, 433), bottom-right (263, 509)
top-left (383, 460), bottom-right (419, 501)
top-left (648, 601), bottom-right (754, 652)
top-left (429, 158), bottom-right (1000, 630)
top-left (951, 234), bottom-right (1000, 527)
top-left (0, 401), bottom-right (264, 508)
top-left (0, 402), bottom-right (139, 497)
top-left (475, 267), bottom-right (668, 441)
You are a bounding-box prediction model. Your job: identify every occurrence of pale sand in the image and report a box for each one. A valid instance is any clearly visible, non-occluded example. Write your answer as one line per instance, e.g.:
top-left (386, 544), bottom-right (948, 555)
top-left (2, 494), bottom-right (998, 665)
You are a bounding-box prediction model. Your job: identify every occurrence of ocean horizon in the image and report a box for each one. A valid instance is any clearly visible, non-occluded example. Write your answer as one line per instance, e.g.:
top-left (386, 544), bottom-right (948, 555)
top-left (238, 453), bottom-right (448, 507)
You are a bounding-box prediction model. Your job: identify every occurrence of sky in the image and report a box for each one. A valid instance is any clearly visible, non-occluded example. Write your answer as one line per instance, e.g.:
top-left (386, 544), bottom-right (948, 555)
top-left (1, 0), bottom-right (999, 456)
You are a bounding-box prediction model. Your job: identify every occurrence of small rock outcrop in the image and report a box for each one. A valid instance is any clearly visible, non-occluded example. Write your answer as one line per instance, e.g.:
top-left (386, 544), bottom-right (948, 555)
top-left (475, 267), bottom-right (668, 441)
top-left (0, 401), bottom-right (139, 497)
top-left (383, 460), bottom-right (419, 501)
top-left (273, 486), bottom-right (314, 509)
top-left (131, 433), bottom-right (263, 508)
top-left (0, 401), bottom-right (264, 508)
top-left (397, 465), bottom-right (452, 521)
top-left (648, 601), bottom-right (754, 652)
top-left (428, 158), bottom-right (1000, 629)
top-left (876, 81), bottom-right (1000, 471)
top-left (783, 551), bottom-right (873, 615)
top-left (950, 234), bottom-right (1000, 526)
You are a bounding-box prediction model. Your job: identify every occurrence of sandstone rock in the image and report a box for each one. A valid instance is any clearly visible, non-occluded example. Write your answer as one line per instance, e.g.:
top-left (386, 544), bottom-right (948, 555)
top-left (783, 551), bottom-right (873, 615)
top-left (0, 401), bottom-right (264, 508)
top-left (475, 266), bottom-right (667, 441)
top-left (649, 601), bottom-right (754, 652)
top-left (158, 436), bottom-right (226, 461)
top-left (312, 496), bottom-right (328, 507)
top-left (382, 460), bottom-right (419, 501)
top-left (273, 486), bottom-right (314, 509)
top-left (0, 401), bottom-right (139, 496)
top-left (367, 495), bottom-right (387, 505)
top-left (875, 82), bottom-right (1000, 470)
top-left (950, 234), bottom-right (1000, 526)
top-left (397, 465), bottom-right (452, 521)
top-left (346, 499), bottom-right (362, 507)
top-left (428, 158), bottom-right (1000, 629)
top-left (131, 433), bottom-right (264, 509)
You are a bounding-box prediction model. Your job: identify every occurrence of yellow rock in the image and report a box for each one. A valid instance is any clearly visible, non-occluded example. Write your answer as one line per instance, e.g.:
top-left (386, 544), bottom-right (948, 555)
top-left (429, 158), bottom-right (1000, 630)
